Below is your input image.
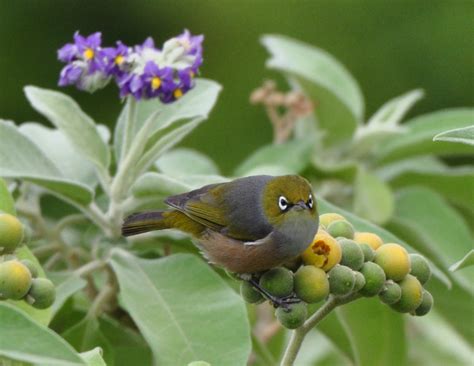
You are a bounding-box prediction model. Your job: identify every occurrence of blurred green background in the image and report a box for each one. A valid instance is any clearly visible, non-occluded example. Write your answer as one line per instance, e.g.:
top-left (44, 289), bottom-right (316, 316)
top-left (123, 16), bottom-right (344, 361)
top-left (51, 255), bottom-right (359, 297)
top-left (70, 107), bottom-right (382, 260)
top-left (1, 0), bottom-right (473, 173)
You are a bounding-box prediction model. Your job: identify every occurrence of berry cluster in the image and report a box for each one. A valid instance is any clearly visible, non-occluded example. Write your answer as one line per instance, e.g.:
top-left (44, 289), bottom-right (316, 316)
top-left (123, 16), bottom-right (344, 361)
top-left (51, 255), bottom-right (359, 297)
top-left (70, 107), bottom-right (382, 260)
top-left (0, 213), bottom-right (56, 309)
top-left (240, 212), bottom-right (433, 329)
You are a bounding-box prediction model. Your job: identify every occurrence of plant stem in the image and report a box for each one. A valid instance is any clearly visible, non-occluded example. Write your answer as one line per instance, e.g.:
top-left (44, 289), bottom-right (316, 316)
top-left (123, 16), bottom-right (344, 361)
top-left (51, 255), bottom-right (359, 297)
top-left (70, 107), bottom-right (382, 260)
top-left (74, 259), bottom-right (107, 277)
top-left (121, 96), bottom-right (137, 162)
top-left (280, 296), bottom-right (339, 366)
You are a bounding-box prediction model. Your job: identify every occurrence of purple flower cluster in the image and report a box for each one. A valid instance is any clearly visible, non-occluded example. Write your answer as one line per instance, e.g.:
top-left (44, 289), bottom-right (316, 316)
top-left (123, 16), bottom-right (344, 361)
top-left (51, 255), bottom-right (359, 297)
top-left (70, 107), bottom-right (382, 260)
top-left (58, 30), bottom-right (203, 103)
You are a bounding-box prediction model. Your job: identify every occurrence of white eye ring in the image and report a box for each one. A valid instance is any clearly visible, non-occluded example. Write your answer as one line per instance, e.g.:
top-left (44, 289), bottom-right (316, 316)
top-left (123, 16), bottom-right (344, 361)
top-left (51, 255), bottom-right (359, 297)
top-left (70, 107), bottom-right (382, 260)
top-left (278, 196), bottom-right (289, 211)
top-left (307, 194), bottom-right (313, 209)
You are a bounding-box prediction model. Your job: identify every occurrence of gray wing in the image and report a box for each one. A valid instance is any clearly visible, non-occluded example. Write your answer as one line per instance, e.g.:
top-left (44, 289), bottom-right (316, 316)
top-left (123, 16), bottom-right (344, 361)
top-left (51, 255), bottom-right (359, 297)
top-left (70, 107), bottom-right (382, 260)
top-left (165, 175), bottom-right (274, 241)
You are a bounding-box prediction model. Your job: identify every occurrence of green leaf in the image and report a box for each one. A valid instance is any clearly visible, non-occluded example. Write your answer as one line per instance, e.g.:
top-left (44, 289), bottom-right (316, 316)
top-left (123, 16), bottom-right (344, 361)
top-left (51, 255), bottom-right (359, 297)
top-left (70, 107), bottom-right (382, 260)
top-left (261, 34), bottom-right (364, 145)
top-left (309, 156), bottom-right (358, 182)
top-left (426, 276), bottom-right (474, 344)
top-left (0, 178), bottom-right (16, 215)
top-left (337, 298), bottom-right (407, 366)
top-left (19, 123), bottom-right (98, 189)
top-left (408, 313), bottom-right (473, 365)
top-left (79, 348), bottom-right (106, 366)
top-left (450, 250), bottom-right (474, 272)
top-left (376, 108), bottom-right (474, 164)
top-left (433, 125), bottom-right (474, 146)
top-left (110, 249), bottom-right (251, 366)
top-left (24, 86), bottom-right (110, 171)
top-left (317, 311), bottom-right (358, 364)
top-left (62, 317), bottom-right (113, 365)
top-left (98, 316), bottom-right (152, 366)
top-left (353, 168), bottom-right (394, 224)
top-left (155, 148), bottom-right (220, 177)
top-left (0, 121), bottom-right (94, 205)
top-left (234, 138), bottom-right (313, 176)
top-left (392, 187), bottom-right (472, 279)
top-left (382, 162), bottom-right (474, 211)
top-left (351, 89), bottom-right (423, 157)
top-left (8, 246), bottom-right (52, 326)
top-left (131, 172), bottom-right (228, 199)
top-left (0, 303), bottom-right (85, 365)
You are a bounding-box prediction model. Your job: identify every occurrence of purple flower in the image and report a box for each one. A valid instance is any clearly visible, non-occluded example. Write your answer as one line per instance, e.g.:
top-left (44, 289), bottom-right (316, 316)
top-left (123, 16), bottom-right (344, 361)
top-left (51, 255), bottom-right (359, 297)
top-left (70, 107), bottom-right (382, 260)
top-left (176, 29), bottom-right (204, 56)
top-left (142, 62), bottom-right (174, 99)
top-left (57, 30), bottom-right (204, 101)
top-left (57, 31), bottom-right (110, 92)
top-left (103, 41), bottom-right (130, 77)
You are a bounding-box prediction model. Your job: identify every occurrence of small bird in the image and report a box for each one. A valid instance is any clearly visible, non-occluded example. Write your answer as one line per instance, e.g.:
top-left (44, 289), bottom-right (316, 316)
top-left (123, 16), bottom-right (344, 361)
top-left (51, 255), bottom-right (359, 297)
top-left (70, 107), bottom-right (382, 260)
top-left (122, 175), bottom-right (319, 275)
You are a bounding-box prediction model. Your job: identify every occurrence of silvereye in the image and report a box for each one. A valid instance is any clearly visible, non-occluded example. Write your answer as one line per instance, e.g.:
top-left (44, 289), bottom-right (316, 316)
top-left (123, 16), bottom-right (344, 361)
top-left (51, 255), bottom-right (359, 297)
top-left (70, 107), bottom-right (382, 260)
top-left (122, 175), bottom-right (319, 274)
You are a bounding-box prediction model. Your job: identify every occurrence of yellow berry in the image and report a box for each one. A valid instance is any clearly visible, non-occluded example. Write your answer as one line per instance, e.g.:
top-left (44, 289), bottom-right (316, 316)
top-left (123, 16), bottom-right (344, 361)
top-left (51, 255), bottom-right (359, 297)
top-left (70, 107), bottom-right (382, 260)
top-left (319, 213), bottom-right (346, 228)
top-left (0, 260), bottom-right (32, 300)
top-left (302, 230), bottom-right (342, 271)
top-left (0, 214), bottom-right (24, 254)
top-left (354, 232), bottom-right (383, 250)
top-left (390, 274), bottom-right (423, 313)
top-left (374, 243), bottom-right (411, 281)
top-left (294, 266), bottom-right (329, 303)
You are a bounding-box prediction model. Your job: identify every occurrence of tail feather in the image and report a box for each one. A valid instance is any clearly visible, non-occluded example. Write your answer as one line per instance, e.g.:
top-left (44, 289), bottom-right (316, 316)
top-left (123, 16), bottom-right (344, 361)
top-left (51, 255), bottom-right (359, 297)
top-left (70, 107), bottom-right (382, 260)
top-left (121, 211), bottom-right (168, 236)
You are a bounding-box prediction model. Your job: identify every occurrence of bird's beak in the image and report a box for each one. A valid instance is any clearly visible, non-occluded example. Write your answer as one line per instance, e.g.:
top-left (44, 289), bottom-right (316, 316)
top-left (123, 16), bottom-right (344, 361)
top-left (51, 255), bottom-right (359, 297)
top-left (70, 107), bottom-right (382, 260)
top-left (293, 200), bottom-right (307, 211)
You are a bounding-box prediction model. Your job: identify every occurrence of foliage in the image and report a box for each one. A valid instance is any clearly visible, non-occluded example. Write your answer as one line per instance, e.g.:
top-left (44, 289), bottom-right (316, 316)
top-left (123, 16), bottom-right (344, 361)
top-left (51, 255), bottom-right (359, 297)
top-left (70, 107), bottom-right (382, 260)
top-left (0, 34), bottom-right (472, 365)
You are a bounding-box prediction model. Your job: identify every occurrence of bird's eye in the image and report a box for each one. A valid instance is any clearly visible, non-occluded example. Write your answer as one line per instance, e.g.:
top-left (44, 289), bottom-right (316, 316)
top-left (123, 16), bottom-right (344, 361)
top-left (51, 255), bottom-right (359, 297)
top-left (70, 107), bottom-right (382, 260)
top-left (307, 194), bottom-right (313, 209)
top-left (278, 196), bottom-right (289, 211)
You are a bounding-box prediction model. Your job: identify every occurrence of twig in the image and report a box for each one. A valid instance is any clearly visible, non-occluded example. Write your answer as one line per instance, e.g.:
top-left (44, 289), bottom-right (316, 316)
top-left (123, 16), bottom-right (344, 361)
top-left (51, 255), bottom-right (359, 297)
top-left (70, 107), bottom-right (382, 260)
top-left (74, 259), bottom-right (107, 277)
top-left (280, 294), bottom-right (360, 366)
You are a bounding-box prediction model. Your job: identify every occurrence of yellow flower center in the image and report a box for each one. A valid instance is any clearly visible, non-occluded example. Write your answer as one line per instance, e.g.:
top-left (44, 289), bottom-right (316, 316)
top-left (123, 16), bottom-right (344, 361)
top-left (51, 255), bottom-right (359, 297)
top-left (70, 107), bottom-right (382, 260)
top-left (151, 77), bottom-right (161, 90)
top-left (83, 48), bottom-right (95, 60)
top-left (115, 55), bottom-right (124, 65)
top-left (174, 88), bottom-right (183, 98)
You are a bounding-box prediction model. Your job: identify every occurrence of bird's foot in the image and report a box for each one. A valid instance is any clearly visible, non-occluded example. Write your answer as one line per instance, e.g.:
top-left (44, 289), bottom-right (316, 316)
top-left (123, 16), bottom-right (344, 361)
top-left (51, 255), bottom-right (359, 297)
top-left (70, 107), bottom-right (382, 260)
top-left (247, 278), bottom-right (300, 310)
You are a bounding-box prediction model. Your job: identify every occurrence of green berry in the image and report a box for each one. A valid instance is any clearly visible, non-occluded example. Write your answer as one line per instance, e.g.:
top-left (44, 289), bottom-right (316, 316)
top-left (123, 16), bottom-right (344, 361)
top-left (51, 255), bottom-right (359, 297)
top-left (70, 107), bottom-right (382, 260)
top-left (259, 267), bottom-right (294, 298)
top-left (359, 262), bottom-right (386, 297)
top-left (390, 274), bottom-right (423, 313)
top-left (353, 271), bottom-right (366, 292)
top-left (0, 214), bottom-right (24, 255)
top-left (240, 281), bottom-right (264, 304)
top-left (275, 302), bottom-right (307, 329)
top-left (409, 254), bottom-right (431, 285)
top-left (0, 260), bottom-right (32, 300)
top-left (294, 266), bottom-right (329, 303)
top-left (20, 259), bottom-right (39, 278)
top-left (27, 278), bottom-right (56, 309)
top-left (338, 238), bottom-right (364, 270)
top-left (374, 243), bottom-right (410, 281)
top-left (327, 220), bottom-right (355, 239)
top-left (359, 243), bottom-right (375, 262)
top-left (414, 290), bottom-right (433, 316)
top-left (379, 281), bottom-right (402, 304)
top-left (328, 265), bottom-right (355, 296)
